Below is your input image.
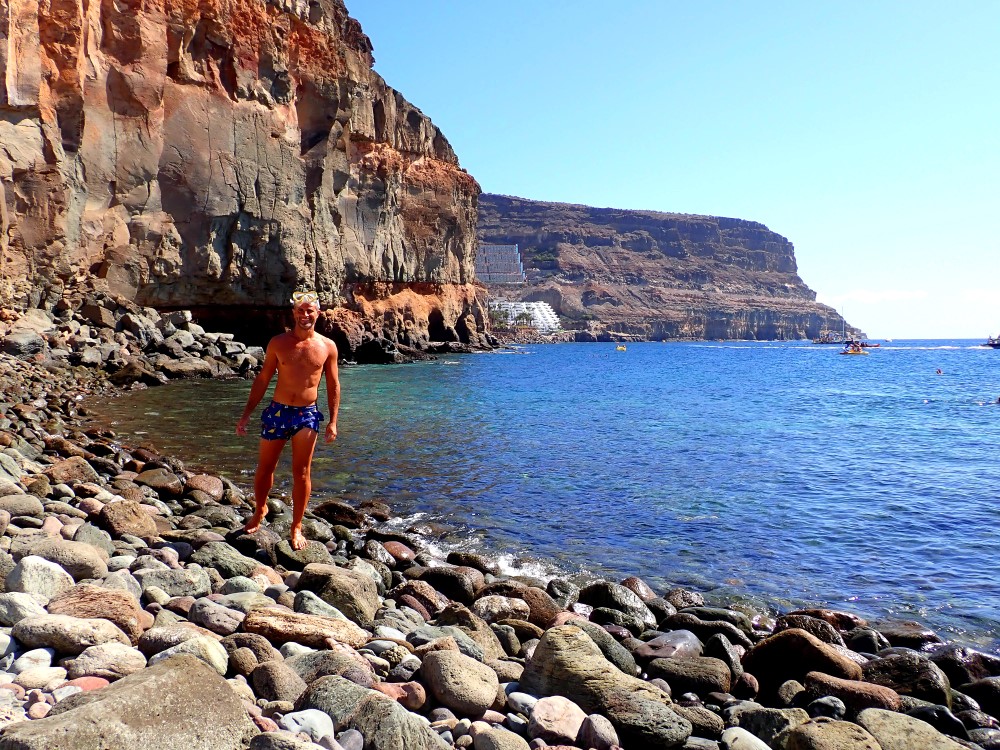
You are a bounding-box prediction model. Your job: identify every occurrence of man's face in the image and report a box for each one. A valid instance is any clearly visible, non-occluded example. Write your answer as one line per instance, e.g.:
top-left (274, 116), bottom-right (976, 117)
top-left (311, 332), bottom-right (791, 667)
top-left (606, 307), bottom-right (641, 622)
top-left (293, 302), bottom-right (319, 330)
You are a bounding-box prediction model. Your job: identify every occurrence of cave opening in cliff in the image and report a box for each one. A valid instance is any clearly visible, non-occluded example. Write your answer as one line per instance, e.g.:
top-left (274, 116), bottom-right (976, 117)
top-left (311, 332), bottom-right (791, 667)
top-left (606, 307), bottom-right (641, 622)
top-left (427, 309), bottom-right (450, 342)
top-left (178, 306), bottom-right (291, 348)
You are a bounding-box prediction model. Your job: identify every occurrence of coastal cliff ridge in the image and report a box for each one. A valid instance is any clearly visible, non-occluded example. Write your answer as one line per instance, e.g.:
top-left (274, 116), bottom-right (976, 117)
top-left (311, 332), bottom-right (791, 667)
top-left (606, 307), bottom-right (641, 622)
top-left (478, 193), bottom-right (851, 341)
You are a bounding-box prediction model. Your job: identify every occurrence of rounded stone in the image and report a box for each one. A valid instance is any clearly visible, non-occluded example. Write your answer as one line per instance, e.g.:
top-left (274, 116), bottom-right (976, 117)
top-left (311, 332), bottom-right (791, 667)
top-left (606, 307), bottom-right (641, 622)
top-left (6, 556), bottom-right (75, 599)
top-left (527, 695), bottom-right (587, 744)
top-left (65, 642), bottom-right (148, 681)
top-left (12, 613), bottom-right (131, 655)
top-left (422, 650), bottom-right (501, 716)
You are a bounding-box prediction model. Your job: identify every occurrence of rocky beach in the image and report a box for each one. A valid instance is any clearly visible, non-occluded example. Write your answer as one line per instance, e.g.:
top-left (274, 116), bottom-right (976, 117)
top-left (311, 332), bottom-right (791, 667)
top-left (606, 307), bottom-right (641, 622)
top-left (0, 296), bottom-right (994, 750)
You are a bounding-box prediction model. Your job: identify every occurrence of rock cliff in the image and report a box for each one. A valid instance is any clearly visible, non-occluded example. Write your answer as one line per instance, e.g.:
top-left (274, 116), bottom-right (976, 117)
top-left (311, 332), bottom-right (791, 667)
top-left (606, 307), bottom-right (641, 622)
top-left (0, 0), bottom-right (487, 353)
top-left (478, 194), bottom-right (853, 341)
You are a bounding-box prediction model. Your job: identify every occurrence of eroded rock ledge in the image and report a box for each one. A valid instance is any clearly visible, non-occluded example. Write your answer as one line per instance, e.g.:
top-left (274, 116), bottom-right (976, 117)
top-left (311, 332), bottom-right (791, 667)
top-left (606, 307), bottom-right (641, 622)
top-left (0, 0), bottom-right (487, 350)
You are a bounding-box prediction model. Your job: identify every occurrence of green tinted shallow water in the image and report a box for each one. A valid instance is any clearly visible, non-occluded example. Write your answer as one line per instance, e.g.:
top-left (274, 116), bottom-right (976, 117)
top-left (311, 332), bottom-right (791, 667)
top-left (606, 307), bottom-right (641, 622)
top-left (88, 341), bottom-right (1000, 650)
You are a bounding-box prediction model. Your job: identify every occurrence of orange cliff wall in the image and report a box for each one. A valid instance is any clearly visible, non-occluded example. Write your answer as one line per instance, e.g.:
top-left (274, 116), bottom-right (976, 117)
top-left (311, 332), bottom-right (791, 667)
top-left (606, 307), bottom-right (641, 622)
top-left (0, 0), bottom-right (487, 349)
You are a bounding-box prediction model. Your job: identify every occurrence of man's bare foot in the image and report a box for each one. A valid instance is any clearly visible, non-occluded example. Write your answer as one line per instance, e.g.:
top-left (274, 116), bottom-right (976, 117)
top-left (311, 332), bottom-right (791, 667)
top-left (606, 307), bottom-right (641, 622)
top-left (290, 527), bottom-right (308, 551)
top-left (244, 509), bottom-right (267, 534)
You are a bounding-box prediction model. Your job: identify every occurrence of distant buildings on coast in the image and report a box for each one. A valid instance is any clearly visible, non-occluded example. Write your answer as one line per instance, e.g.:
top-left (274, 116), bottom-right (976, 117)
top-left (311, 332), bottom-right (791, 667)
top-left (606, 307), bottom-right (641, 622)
top-left (475, 244), bottom-right (526, 284)
top-left (476, 243), bottom-right (560, 334)
top-left (490, 300), bottom-right (561, 333)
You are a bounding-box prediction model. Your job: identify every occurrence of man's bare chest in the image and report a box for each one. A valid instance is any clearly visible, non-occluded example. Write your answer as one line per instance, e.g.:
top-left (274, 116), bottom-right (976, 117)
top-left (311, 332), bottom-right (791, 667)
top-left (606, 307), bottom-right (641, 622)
top-left (278, 341), bottom-right (327, 371)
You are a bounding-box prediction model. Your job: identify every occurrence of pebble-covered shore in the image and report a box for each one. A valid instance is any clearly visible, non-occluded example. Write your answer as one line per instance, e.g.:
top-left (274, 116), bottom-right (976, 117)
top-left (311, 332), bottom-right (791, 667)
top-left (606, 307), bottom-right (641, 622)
top-left (1, 294), bottom-right (1000, 750)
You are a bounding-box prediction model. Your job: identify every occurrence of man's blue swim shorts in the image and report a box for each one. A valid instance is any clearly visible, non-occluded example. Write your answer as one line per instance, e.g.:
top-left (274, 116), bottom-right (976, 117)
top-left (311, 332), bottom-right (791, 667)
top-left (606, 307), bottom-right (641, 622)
top-left (260, 401), bottom-right (324, 441)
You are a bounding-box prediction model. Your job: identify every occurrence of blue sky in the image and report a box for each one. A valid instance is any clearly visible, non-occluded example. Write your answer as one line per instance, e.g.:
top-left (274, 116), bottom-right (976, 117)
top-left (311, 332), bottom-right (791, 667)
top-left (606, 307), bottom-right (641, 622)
top-left (349, 2), bottom-right (999, 339)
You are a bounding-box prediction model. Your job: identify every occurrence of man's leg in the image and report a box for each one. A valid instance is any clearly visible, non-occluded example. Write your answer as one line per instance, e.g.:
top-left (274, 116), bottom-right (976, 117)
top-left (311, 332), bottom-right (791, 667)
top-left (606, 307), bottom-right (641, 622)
top-left (288, 428), bottom-right (319, 550)
top-left (246, 438), bottom-right (286, 533)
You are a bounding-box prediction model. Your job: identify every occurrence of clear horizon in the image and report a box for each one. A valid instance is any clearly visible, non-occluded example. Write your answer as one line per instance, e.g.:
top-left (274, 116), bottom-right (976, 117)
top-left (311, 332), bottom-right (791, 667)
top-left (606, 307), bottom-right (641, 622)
top-left (348, 2), bottom-right (1000, 340)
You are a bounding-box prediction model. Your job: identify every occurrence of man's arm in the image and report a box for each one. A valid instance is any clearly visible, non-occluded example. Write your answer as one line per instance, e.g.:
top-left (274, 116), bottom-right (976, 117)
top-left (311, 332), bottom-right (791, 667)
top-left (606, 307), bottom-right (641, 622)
top-left (236, 342), bottom-right (279, 436)
top-left (323, 340), bottom-right (340, 443)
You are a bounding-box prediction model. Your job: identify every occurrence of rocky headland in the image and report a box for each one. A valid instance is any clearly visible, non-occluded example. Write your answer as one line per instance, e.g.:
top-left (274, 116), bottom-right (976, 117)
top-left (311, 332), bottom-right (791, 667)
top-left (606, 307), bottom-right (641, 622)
top-left (0, 0), bottom-right (488, 358)
top-left (478, 194), bottom-right (856, 342)
top-left (0, 299), bottom-right (996, 749)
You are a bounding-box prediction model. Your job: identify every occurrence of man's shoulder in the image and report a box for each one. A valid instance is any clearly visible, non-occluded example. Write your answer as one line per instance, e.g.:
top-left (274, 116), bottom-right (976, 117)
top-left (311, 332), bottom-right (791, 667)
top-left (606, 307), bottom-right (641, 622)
top-left (317, 333), bottom-right (339, 355)
top-left (268, 332), bottom-right (295, 349)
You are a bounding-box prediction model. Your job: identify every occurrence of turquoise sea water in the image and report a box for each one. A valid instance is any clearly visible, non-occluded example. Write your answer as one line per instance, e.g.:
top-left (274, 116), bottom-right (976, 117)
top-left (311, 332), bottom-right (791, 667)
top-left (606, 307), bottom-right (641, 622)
top-left (88, 340), bottom-right (1000, 650)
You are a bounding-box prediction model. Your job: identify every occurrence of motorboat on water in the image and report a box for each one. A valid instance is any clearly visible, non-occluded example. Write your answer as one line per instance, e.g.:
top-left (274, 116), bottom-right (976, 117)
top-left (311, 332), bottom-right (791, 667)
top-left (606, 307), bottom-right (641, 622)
top-left (983, 336), bottom-right (1000, 349)
top-left (839, 342), bottom-right (869, 355)
top-left (615, 344), bottom-right (627, 351)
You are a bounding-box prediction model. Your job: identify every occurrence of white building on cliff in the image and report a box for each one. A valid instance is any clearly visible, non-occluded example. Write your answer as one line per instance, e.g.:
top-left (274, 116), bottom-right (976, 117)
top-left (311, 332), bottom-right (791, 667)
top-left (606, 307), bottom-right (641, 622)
top-left (490, 301), bottom-right (561, 333)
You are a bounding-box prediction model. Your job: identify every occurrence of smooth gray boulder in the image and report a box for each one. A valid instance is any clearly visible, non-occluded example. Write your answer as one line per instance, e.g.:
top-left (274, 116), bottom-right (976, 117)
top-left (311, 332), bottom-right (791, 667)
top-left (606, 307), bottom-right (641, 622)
top-left (0, 655), bottom-right (257, 749)
top-left (133, 566), bottom-right (212, 598)
top-left (421, 650), bottom-right (499, 715)
top-left (12, 539), bottom-right (108, 581)
top-left (296, 564), bottom-right (380, 628)
top-left (856, 708), bottom-right (967, 750)
top-left (298, 675), bottom-right (449, 750)
top-left (189, 542), bottom-right (260, 579)
top-left (520, 625), bottom-right (692, 748)
top-left (12, 614), bottom-right (130, 655)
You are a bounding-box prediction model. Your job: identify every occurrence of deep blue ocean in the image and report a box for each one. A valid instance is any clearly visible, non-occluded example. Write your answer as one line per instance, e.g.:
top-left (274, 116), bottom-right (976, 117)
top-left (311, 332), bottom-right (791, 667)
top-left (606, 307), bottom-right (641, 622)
top-left (88, 340), bottom-right (1000, 650)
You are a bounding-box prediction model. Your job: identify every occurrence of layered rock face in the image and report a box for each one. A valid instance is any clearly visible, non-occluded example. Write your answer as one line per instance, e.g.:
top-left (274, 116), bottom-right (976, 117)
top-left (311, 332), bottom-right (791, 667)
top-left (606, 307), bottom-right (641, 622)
top-left (478, 194), bottom-right (852, 340)
top-left (0, 0), bottom-right (486, 350)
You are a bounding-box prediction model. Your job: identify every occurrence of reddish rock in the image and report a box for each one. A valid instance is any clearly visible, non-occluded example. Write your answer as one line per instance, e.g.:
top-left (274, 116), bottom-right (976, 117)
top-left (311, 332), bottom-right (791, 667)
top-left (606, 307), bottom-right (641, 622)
top-left (27, 702), bottom-right (50, 719)
top-left (44, 457), bottom-right (100, 485)
top-left (551, 611), bottom-right (588, 627)
top-left (373, 680), bottom-right (427, 711)
top-left (804, 671), bottom-right (901, 716)
top-left (134, 469), bottom-right (184, 498)
top-left (184, 475), bottom-right (224, 502)
top-left (398, 595), bottom-right (431, 621)
top-left (76, 498), bottom-right (105, 516)
top-left (66, 676), bottom-right (111, 691)
top-left (520, 587), bottom-right (564, 629)
top-left (242, 607), bottom-right (368, 649)
top-left (620, 576), bottom-right (657, 601)
top-left (528, 695), bottom-right (588, 745)
top-left (742, 628), bottom-right (864, 698)
top-left (388, 580), bottom-right (447, 616)
top-left (251, 714), bottom-right (279, 733)
top-left (383, 541), bottom-right (416, 563)
top-left (0, 683), bottom-right (26, 700)
top-left (47, 585), bottom-right (144, 644)
top-left (99, 500), bottom-right (158, 538)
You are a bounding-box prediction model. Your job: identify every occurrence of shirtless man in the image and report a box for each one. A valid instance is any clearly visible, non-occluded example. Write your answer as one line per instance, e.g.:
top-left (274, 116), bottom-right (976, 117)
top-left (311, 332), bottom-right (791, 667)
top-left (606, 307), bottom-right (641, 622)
top-left (236, 291), bottom-right (339, 550)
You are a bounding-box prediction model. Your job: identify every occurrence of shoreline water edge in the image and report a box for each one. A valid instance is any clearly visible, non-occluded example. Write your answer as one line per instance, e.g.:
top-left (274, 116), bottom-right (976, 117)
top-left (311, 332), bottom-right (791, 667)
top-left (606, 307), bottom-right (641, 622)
top-left (0, 295), bottom-right (998, 749)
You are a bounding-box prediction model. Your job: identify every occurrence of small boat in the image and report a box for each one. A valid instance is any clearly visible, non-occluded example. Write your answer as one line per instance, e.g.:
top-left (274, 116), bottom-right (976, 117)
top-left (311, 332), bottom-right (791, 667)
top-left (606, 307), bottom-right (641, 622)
top-left (839, 343), bottom-right (869, 355)
top-left (812, 331), bottom-right (842, 344)
top-left (983, 336), bottom-right (1000, 349)
top-left (839, 348), bottom-right (869, 355)
top-left (615, 344), bottom-right (627, 351)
